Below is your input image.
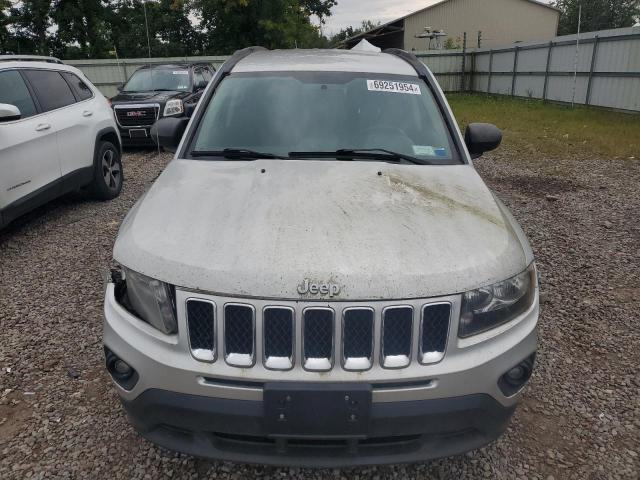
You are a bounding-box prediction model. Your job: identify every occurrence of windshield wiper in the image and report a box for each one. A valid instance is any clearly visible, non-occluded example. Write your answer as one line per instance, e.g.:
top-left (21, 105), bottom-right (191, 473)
top-left (288, 149), bottom-right (431, 165)
top-left (191, 148), bottom-right (287, 160)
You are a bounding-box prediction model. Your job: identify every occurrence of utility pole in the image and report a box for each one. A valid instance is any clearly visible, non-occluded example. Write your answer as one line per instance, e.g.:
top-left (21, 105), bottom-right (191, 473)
top-left (571, 3), bottom-right (582, 107)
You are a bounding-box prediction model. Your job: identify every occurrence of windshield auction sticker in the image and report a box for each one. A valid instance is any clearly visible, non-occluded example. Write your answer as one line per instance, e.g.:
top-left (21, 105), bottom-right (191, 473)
top-left (367, 80), bottom-right (421, 95)
top-left (172, 70), bottom-right (189, 75)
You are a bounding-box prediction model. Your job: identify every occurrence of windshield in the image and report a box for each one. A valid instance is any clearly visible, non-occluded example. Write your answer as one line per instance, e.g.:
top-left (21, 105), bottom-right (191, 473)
top-left (123, 68), bottom-right (191, 92)
top-left (189, 72), bottom-right (460, 164)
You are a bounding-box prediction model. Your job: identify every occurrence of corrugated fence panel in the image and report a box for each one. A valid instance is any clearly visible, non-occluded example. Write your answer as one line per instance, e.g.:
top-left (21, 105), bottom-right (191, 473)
top-left (590, 77), bottom-right (640, 111)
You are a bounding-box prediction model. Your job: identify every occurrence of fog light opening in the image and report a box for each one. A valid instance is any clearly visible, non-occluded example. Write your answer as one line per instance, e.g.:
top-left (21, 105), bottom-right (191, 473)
top-left (113, 359), bottom-right (133, 376)
top-left (105, 348), bottom-right (139, 391)
top-left (498, 353), bottom-right (535, 397)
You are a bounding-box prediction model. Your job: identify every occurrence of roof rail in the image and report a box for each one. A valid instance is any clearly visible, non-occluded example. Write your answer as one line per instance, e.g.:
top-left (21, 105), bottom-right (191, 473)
top-left (0, 55), bottom-right (63, 64)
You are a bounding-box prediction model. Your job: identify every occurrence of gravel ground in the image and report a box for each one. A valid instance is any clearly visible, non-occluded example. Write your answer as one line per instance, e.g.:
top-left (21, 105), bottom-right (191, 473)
top-left (1, 148), bottom-right (638, 479)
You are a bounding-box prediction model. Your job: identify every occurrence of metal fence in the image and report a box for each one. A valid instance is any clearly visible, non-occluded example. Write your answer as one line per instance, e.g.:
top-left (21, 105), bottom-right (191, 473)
top-left (469, 29), bottom-right (640, 111)
top-left (68, 27), bottom-right (639, 112)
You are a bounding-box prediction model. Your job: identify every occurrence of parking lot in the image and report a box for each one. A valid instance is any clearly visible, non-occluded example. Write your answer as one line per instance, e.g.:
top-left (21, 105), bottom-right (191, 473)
top-left (1, 96), bottom-right (639, 479)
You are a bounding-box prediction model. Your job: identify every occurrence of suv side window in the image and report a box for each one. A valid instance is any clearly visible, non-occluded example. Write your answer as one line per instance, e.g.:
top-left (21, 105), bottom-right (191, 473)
top-left (0, 70), bottom-right (38, 119)
top-left (202, 68), bottom-right (213, 81)
top-left (23, 70), bottom-right (76, 112)
top-left (62, 72), bottom-right (93, 101)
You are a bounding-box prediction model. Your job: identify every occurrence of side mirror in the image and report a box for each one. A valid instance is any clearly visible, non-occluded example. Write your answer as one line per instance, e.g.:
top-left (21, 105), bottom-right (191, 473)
top-left (0, 103), bottom-right (21, 122)
top-left (151, 117), bottom-right (189, 152)
top-left (116, 84), bottom-right (124, 92)
top-left (194, 80), bottom-right (208, 91)
top-left (464, 123), bottom-right (502, 158)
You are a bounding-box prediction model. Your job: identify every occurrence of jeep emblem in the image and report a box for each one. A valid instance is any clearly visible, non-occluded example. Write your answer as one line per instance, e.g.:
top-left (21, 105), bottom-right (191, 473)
top-left (297, 279), bottom-right (340, 297)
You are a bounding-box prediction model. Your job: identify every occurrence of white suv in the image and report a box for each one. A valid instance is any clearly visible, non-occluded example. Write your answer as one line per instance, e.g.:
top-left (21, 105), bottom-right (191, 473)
top-left (104, 47), bottom-right (538, 466)
top-left (0, 55), bottom-right (122, 228)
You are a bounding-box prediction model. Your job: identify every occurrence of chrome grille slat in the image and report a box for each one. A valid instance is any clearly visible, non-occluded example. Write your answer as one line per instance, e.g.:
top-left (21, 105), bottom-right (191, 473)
top-left (186, 299), bottom-right (215, 362)
top-left (263, 307), bottom-right (294, 370)
top-left (303, 308), bottom-right (334, 371)
top-left (381, 306), bottom-right (413, 369)
top-left (224, 304), bottom-right (255, 367)
top-left (419, 303), bottom-right (451, 364)
top-left (342, 307), bottom-right (374, 371)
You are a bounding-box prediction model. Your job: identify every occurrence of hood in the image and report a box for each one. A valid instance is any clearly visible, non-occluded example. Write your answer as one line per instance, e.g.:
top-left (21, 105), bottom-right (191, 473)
top-left (110, 90), bottom-right (187, 104)
top-left (114, 160), bottom-right (531, 300)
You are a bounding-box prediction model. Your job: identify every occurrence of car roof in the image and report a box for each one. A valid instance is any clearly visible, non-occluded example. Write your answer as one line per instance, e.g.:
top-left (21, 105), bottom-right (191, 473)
top-left (0, 60), bottom-right (86, 77)
top-left (233, 49), bottom-right (417, 76)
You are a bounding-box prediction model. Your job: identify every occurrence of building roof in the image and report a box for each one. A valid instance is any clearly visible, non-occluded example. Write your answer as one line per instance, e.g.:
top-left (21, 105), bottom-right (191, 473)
top-left (343, 0), bottom-right (560, 47)
top-left (233, 49), bottom-right (417, 75)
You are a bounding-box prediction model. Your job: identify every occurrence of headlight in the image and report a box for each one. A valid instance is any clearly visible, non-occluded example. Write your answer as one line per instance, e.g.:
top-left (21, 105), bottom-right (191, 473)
top-left (459, 263), bottom-right (536, 338)
top-left (123, 268), bottom-right (177, 334)
top-left (163, 99), bottom-right (183, 116)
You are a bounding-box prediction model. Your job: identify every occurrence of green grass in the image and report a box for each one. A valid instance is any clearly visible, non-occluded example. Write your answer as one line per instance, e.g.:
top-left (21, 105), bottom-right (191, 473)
top-left (447, 93), bottom-right (640, 160)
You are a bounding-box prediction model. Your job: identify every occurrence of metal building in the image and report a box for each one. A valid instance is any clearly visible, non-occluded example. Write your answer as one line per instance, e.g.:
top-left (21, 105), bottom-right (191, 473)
top-left (344, 0), bottom-right (560, 50)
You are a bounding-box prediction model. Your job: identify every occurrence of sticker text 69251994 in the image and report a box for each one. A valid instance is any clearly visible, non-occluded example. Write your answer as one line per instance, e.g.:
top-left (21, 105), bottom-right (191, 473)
top-left (367, 80), bottom-right (421, 95)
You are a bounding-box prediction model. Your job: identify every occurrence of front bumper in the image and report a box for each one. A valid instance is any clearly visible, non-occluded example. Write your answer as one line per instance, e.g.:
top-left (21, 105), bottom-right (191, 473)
top-left (104, 284), bottom-right (538, 465)
top-left (123, 389), bottom-right (515, 467)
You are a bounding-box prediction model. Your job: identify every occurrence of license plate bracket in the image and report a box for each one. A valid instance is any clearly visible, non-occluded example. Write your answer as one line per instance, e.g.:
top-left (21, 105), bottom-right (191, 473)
top-left (264, 383), bottom-right (372, 438)
top-left (128, 128), bottom-right (148, 138)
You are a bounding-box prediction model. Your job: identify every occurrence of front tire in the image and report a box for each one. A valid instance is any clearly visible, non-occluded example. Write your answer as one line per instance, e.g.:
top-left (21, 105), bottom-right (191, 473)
top-left (89, 141), bottom-right (123, 200)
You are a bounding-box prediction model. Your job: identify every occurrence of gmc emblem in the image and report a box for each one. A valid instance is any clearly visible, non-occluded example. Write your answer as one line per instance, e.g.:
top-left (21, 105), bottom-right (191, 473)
top-left (126, 111), bottom-right (145, 117)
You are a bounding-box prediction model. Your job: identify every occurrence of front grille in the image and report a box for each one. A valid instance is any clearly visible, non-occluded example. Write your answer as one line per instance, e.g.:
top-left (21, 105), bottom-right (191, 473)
top-left (114, 105), bottom-right (159, 126)
top-left (381, 307), bottom-right (413, 369)
top-left (224, 304), bottom-right (255, 367)
top-left (342, 308), bottom-right (374, 371)
top-left (420, 303), bottom-right (451, 364)
top-left (185, 296), bottom-right (454, 371)
top-left (303, 308), bottom-right (334, 371)
top-left (186, 299), bottom-right (215, 362)
top-left (263, 307), bottom-right (294, 370)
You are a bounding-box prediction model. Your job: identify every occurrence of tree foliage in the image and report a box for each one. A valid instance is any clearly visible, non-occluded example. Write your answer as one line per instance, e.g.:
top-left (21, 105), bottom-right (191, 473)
top-left (553, 0), bottom-right (640, 35)
top-left (0, 0), bottom-right (336, 58)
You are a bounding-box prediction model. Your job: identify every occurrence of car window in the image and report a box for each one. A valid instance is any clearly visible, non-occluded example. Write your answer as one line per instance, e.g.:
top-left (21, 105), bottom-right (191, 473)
top-left (62, 72), bottom-right (93, 101)
top-left (23, 70), bottom-right (76, 112)
top-left (194, 70), bottom-right (206, 87)
top-left (123, 68), bottom-right (191, 92)
top-left (191, 72), bottom-right (459, 164)
top-left (0, 70), bottom-right (38, 119)
top-left (203, 68), bottom-right (213, 81)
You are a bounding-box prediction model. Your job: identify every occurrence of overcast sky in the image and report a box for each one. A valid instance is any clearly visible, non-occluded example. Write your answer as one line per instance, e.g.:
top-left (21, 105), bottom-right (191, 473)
top-left (320, 0), bottom-right (553, 35)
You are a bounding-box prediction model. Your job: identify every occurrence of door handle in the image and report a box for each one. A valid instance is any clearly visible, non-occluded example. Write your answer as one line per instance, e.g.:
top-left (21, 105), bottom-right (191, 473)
top-left (35, 123), bottom-right (51, 131)
top-left (82, 110), bottom-right (93, 117)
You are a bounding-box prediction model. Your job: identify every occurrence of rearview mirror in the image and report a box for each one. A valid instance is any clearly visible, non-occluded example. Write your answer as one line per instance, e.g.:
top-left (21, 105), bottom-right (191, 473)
top-left (151, 117), bottom-right (189, 152)
top-left (464, 123), bottom-right (502, 159)
top-left (0, 103), bottom-right (21, 122)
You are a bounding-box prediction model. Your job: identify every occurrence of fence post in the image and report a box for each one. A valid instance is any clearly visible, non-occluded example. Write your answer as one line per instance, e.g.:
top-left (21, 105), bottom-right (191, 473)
top-left (586, 35), bottom-right (599, 105)
top-left (460, 32), bottom-right (467, 92)
top-left (542, 41), bottom-right (553, 101)
top-left (511, 46), bottom-right (519, 96)
top-left (487, 50), bottom-right (493, 94)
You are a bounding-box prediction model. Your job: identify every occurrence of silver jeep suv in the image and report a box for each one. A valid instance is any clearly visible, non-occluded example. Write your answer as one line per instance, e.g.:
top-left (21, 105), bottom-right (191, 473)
top-left (104, 47), bottom-right (538, 467)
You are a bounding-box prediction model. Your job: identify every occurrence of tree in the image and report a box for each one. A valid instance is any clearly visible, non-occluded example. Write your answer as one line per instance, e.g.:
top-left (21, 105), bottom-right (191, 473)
top-left (52, 0), bottom-right (110, 58)
top-left (194, 0), bottom-right (334, 53)
top-left (9, 0), bottom-right (53, 54)
top-left (553, 0), bottom-right (640, 35)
